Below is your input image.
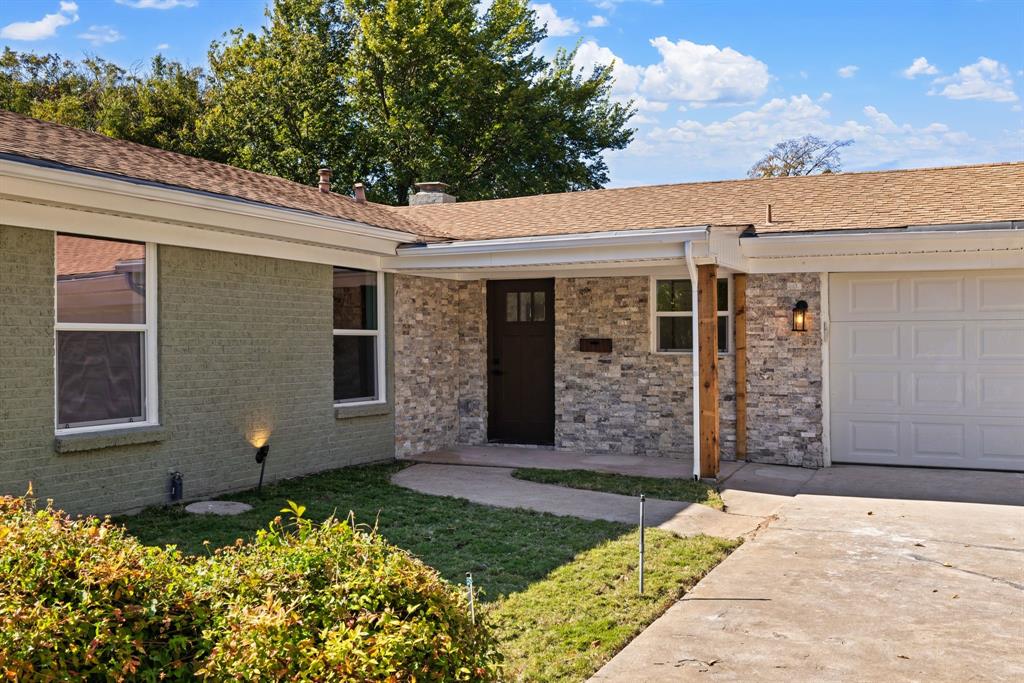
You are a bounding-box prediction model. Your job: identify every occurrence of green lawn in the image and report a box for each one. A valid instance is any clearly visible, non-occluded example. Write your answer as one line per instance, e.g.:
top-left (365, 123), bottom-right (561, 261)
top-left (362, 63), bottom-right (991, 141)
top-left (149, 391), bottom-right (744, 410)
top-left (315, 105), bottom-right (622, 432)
top-left (512, 468), bottom-right (725, 510)
top-left (119, 462), bottom-right (737, 681)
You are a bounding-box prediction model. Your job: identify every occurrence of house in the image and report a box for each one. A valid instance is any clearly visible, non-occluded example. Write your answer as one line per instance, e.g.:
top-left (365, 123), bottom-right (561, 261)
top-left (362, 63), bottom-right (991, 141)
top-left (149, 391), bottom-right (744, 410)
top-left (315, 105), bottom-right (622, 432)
top-left (1, 109), bottom-right (1021, 514)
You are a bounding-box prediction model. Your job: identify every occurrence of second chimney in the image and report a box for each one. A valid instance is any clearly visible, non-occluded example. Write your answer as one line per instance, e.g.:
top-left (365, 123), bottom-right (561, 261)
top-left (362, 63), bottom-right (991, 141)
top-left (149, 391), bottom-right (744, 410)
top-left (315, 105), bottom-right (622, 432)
top-left (409, 181), bottom-right (456, 206)
top-left (318, 168), bottom-right (332, 193)
top-left (353, 182), bottom-right (366, 203)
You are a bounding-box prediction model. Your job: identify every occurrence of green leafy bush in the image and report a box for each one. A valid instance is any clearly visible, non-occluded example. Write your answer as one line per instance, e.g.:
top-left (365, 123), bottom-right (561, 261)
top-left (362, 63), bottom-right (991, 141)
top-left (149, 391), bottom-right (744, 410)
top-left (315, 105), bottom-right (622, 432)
top-left (0, 495), bottom-right (500, 681)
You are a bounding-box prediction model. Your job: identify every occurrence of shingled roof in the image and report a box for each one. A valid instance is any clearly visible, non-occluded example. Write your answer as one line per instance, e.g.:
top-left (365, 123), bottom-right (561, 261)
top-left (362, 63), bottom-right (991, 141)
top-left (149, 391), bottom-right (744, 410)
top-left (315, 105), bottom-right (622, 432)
top-left (397, 162), bottom-right (1024, 240)
top-left (2, 110), bottom-right (1020, 243)
top-left (0, 109), bottom-right (440, 238)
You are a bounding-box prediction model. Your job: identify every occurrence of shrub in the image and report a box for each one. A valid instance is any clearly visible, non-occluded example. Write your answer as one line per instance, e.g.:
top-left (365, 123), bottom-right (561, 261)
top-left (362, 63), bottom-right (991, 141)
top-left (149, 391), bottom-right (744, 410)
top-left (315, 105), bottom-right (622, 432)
top-left (0, 495), bottom-right (500, 681)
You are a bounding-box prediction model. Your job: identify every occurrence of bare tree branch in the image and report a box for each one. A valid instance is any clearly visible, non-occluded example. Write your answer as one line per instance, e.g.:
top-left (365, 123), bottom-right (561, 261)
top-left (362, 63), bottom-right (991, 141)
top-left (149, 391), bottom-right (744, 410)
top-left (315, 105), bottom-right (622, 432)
top-left (747, 135), bottom-right (853, 178)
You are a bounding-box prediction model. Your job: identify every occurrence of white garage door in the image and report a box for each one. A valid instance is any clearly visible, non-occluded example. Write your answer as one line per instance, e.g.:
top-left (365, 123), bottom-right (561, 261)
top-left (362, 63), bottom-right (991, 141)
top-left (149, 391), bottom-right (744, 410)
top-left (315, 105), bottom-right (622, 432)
top-left (829, 270), bottom-right (1024, 471)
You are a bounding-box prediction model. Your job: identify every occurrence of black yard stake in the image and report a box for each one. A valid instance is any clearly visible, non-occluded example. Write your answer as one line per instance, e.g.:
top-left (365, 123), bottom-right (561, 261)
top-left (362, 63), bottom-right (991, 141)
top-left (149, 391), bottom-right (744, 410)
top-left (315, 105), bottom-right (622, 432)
top-left (639, 493), bottom-right (646, 595)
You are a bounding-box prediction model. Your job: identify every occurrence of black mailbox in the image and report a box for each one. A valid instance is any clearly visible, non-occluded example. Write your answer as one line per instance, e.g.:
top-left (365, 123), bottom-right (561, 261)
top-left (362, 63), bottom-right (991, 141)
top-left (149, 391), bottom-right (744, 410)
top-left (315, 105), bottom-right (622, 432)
top-left (579, 338), bottom-right (613, 353)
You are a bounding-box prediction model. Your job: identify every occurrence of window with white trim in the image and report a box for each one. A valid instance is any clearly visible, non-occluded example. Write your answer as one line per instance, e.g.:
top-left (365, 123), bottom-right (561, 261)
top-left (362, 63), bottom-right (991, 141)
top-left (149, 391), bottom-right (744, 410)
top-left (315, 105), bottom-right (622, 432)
top-left (333, 268), bottom-right (385, 404)
top-left (55, 234), bottom-right (158, 432)
top-left (652, 276), bottom-right (731, 353)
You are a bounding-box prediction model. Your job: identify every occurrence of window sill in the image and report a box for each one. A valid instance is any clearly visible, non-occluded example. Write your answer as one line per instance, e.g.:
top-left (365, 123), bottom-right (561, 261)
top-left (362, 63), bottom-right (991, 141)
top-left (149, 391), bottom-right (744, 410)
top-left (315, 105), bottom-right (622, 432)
top-left (55, 425), bottom-right (168, 454)
top-left (335, 403), bottom-right (391, 420)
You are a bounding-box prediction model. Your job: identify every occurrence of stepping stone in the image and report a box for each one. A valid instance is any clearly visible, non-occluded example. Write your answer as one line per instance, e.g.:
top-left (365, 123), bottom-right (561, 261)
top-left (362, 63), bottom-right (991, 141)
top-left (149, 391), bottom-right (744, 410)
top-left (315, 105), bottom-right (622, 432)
top-left (185, 500), bottom-right (252, 516)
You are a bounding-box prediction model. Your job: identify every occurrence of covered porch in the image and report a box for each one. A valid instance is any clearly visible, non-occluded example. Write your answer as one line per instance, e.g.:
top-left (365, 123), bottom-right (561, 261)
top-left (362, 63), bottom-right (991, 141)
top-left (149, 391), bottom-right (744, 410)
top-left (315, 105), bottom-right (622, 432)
top-left (385, 225), bottom-right (824, 480)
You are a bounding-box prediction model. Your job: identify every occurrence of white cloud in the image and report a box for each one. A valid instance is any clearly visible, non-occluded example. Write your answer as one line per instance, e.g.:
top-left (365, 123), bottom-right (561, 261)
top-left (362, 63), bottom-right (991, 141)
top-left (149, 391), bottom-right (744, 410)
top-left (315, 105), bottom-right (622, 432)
top-left (79, 25), bottom-right (123, 46)
top-left (837, 65), bottom-right (859, 78)
top-left (645, 95), bottom-right (977, 173)
top-left (632, 96), bottom-right (668, 112)
top-left (574, 40), bottom-right (642, 96)
top-left (530, 3), bottom-right (579, 37)
top-left (639, 37), bottom-right (770, 104)
top-left (587, 15), bottom-right (608, 28)
top-left (903, 57), bottom-right (939, 79)
top-left (574, 37), bottom-right (770, 106)
top-left (156, 42), bottom-right (170, 50)
top-left (0, 1), bottom-right (78, 41)
top-left (116, 0), bottom-right (198, 8)
top-left (930, 57), bottom-right (1018, 103)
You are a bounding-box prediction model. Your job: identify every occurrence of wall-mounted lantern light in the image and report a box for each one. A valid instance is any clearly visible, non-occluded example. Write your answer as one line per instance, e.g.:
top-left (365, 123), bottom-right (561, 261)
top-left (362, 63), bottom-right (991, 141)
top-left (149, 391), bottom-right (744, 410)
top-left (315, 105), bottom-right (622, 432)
top-left (792, 300), bottom-right (809, 332)
top-left (255, 443), bottom-right (270, 494)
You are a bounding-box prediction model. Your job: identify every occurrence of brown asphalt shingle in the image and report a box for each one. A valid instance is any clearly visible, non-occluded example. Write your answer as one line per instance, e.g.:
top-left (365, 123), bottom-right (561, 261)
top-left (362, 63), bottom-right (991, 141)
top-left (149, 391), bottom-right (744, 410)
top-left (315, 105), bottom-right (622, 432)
top-left (0, 109), bottom-right (442, 238)
top-left (2, 110), bottom-right (1020, 242)
top-left (396, 162), bottom-right (1024, 239)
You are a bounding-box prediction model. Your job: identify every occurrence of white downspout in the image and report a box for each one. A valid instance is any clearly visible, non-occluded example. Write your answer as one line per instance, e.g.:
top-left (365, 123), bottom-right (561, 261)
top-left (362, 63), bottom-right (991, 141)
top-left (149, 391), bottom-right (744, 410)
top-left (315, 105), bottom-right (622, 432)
top-left (685, 241), bottom-right (700, 480)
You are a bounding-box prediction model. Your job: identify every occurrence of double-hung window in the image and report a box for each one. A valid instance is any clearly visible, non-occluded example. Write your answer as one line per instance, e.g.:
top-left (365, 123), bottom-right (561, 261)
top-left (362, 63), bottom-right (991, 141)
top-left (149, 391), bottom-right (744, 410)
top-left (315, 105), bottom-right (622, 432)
top-left (55, 234), bottom-right (158, 433)
top-left (652, 276), bottom-right (731, 353)
top-left (333, 268), bottom-right (385, 405)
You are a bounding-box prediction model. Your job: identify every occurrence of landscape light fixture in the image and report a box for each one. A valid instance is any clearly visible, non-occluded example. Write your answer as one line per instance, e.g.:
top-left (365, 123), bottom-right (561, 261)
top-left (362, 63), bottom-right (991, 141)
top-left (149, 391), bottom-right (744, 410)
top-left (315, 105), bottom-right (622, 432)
top-left (255, 443), bottom-right (270, 494)
top-left (792, 300), bottom-right (809, 332)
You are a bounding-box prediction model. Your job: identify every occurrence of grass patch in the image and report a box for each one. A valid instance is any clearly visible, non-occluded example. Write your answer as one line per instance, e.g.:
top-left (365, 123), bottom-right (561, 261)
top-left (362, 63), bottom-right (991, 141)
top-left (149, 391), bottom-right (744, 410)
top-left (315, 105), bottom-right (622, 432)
top-left (119, 462), bottom-right (738, 680)
top-left (488, 531), bottom-right (738, 682)
top-left (512, 468), bottom-right (725, 510)
top-left (121, 462), bottom-right (630, 600)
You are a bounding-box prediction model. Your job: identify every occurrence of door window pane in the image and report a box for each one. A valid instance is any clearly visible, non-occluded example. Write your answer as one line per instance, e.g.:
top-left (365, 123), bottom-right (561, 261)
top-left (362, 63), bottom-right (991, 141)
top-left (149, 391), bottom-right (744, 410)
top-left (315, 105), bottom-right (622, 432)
top-left (532, 291), bottom-right (546, 322)
top-left (658, 316), bottom-right (693, 351)
top-left (717, 278), bottom-right (729, 312)
top-left (57, 331), bottom-right (144, 426)
top-left (718, 315), bottom-right (729, 352)
top-left (334, 335), bottom-right (377, 402)
top-left (519, 291), bottom-right (531, 322)
top-left (657, 280), bottom-right (691, 312)
top-left (56, 235), bottom-right (145, 324)
top-left (333, 268), bottom-right (377, 330)
top-left (506, 292), bottom-right (518, 321)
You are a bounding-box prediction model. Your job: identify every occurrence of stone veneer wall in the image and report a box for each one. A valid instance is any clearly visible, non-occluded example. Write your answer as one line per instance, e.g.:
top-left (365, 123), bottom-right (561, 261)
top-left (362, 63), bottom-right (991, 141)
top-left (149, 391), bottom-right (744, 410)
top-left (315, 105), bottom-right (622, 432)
top-left (392, 275), bottom-right (486, 456)
top-left (554, 277), bottom-right (736, 459)
top-left (0, 226), bottom-right (396, 515)
top-left (744, 273), bottom-right (824, 467)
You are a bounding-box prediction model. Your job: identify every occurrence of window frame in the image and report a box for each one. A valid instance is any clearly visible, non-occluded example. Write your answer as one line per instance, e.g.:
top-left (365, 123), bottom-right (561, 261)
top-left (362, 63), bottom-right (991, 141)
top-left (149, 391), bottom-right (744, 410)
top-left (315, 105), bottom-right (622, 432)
top-left (649, 274), bottom-right (733, 355)
top-left (54, 239), bottom-right (159, 435)
top-left (332, 270), bottom-right (386, 407)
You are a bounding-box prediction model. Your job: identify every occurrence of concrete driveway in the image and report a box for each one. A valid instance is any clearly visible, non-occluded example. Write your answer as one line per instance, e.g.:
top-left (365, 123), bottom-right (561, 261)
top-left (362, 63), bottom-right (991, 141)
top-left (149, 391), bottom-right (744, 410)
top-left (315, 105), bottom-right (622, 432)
top-left (593, 466), bottom-right (1024, 682)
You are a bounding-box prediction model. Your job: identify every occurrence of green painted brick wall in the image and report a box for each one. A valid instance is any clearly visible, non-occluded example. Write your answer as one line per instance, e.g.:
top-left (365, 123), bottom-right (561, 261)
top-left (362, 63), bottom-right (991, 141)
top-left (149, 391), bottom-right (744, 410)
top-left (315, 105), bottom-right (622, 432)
top-left (0, 225), bottom-right (395, 515)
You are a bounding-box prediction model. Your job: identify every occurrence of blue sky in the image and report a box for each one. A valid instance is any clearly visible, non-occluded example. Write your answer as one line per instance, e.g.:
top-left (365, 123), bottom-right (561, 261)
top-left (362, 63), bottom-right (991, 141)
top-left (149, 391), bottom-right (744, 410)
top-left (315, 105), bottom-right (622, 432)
top-left (2, 0), bottom-right (1022, 187)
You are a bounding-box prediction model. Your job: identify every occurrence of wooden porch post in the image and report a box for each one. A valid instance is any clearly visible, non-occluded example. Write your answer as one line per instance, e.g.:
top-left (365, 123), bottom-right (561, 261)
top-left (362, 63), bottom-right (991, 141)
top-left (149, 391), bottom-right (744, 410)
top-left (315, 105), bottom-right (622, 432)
top-left (734, 273), bottom-right (748, 460)
top-left (697, 264), bottom-right (719, 478)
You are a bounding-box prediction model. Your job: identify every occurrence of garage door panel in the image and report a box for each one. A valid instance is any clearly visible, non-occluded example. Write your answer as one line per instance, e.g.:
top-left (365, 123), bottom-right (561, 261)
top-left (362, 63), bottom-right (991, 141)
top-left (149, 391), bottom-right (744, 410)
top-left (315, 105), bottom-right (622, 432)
top-left (911, 275), bottom-right (966, 313)
top-left (909, 372), bottom-right (965, 412)
top-left (829, 270), bottom-right (1024, 471)
top-left (978, 323), bottom-right (1024, 360)
top-left (911, 323), bottom-right (964, 360)
top-left (980, 423), bottom-right (1024, 462)
top-left (977, 372), bottom-right (1024, 413)
top-left (977, 273), bottom-right (1024, 313)
top-left (831, 324), bottom-right (900, 361)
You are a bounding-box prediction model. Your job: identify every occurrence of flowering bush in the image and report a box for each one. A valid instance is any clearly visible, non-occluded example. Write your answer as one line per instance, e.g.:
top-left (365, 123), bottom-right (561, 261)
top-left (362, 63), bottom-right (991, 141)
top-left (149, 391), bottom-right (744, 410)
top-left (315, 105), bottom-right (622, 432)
top-left (0, 496), bottom-right (500, 681)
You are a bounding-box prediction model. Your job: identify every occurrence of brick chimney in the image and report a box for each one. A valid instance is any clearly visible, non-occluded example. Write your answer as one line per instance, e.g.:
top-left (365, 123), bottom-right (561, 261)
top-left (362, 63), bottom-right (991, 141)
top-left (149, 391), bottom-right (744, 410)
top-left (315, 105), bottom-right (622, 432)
top-left (353, 182), bottom-right (367, 203)
top-left (318, 168), bottom-right (332, 193)
top-left (409, 181), bottom-right (456, 206)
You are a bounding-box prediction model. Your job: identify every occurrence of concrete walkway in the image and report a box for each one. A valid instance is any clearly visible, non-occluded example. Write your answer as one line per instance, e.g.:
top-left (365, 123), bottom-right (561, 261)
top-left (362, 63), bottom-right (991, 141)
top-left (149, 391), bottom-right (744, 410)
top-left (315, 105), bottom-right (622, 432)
top-left (592, 466), bottom-right (1024, 682)
top-left (404, 445), bottom-right (742, 480)
top-left (392, 464), bottom-right (762, 538)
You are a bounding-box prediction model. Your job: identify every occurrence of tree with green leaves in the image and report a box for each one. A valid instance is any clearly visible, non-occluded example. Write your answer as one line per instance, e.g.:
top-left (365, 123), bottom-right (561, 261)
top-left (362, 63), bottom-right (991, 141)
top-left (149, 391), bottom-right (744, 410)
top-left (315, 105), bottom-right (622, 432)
top-left (0, 48), bottom-right (209, 157)
top-left (203, 0), bottom-right (634, 204)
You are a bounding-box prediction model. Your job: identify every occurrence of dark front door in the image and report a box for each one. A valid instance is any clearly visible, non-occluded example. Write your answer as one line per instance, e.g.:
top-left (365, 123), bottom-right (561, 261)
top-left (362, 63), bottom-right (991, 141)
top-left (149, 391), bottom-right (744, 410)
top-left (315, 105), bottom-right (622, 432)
top-left (487, 279), bottom-right (555, 444)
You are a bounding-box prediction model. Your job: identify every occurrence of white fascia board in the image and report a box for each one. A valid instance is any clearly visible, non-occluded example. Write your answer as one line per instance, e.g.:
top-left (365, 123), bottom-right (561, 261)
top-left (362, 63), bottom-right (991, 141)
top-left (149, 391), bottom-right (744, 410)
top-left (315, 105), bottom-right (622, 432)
top-left (1, 198), bottom-right (383, 270)
top-left (0, 157), bottom-right (418, 256)
top-left (742, 228), bottom-right (1024, 273)
top-left (385, 226), bottom-right (708, 271)
top-left (396, 226), bottom-right (708, 254)
top-left (741, 228), bottom-right (1023, 258)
